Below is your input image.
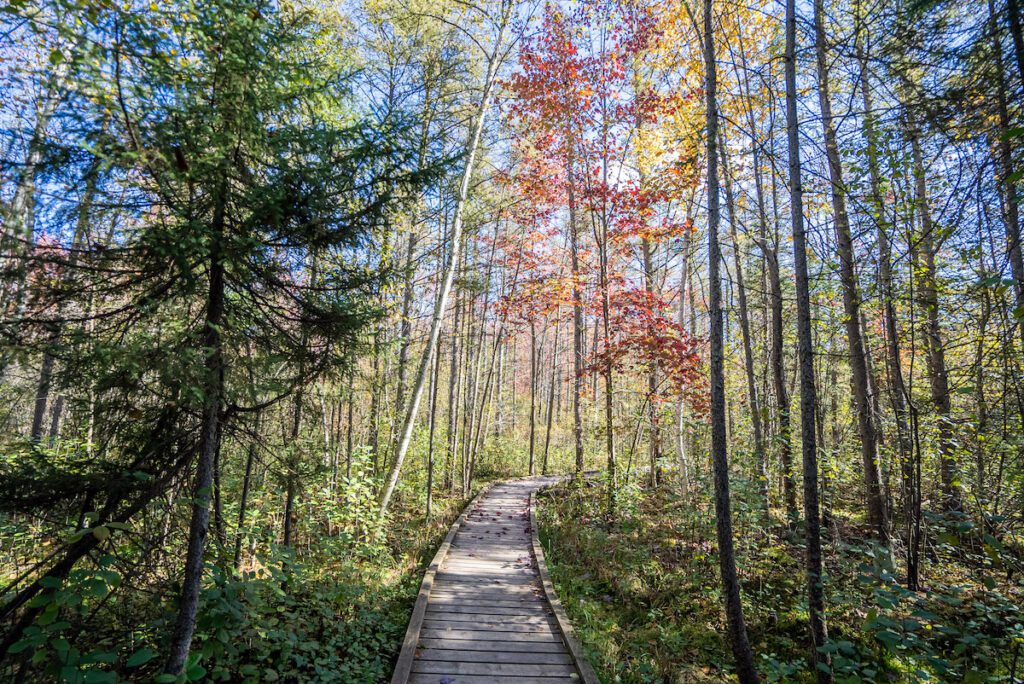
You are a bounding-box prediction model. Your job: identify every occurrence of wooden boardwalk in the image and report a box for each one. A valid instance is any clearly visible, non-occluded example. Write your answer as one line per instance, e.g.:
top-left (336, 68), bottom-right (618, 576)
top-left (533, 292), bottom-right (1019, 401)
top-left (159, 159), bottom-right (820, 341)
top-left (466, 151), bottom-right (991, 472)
top-left (391, 477), bottom-right (597, 684)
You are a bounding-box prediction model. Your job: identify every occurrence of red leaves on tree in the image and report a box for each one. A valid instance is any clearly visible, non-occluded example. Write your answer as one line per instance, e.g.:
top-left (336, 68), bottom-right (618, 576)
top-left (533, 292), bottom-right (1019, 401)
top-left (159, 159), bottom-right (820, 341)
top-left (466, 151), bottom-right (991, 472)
top-left (585, 288), bottom-right (706, 411)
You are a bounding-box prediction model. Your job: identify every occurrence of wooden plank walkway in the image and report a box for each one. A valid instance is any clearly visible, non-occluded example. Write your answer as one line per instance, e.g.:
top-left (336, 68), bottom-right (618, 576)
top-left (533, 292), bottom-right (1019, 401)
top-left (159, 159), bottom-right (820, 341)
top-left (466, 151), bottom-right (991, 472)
top-left (391, 476), bottom-right (597, 684)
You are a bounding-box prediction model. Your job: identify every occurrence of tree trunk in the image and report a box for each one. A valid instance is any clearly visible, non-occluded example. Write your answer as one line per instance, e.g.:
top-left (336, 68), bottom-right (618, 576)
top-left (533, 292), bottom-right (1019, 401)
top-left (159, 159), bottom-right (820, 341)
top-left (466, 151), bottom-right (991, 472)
top-left (30, 353), bottom-right (55, 442)
top-left (1, 86), bottom-right (59, 345)
top-left (988, 0), bottom-right (1024, 354)
top-left (642, 238), bottom-right (662, 487)
top-left (721, 136), bottom-right (768, 517)
top-left (466, 233), bottom-right (503, 487)
top-left (369, 328), bottom-right (382, 475)
top-left (568, 151), bottom-right (585, 474)
top-left (766, 248), bottom-right (797, 523)
top-left (394, 227), bottom-right (419, 433)
top-left (165, 189), bottom-right (227, 676)
top-left (426, 327), bottom-right (442, 519)
top-left (908, 116), bottom-right (961, 513)
top-left (393, 101), bottom-right (436, 438)
top-left (676, 220), bottom-right (693, 492)
top-left (346, 369), bottom-right (355, 479)
top-left (813, 0), bottom-right (888, 541)
top-left (30, 153), bottom-right (101, 440)
top-left (461, 285), bottom-right (480, 493)
top-left (600, 250), bottom-right (615, 515)
top-left (234, 416), bottom-right (259, 569)
top-left (786, 0), bottom-right (832, 676)
top-left (705, 4), bottom-right (760, 681)
top-left (378, 2), bottom-right (511, 514)
top-left (446, 295), bottom-right (462, 493)
top-left (855, 9), bottom-right (914, 533)
top-left (1006, 0), bottom-right (1024, 90)
top-left (529, 320), bottom-right (537, 476)
top-left (282, 387), bottom-right (302, 548)
top-left (542, 316), bottom-right (561, 475)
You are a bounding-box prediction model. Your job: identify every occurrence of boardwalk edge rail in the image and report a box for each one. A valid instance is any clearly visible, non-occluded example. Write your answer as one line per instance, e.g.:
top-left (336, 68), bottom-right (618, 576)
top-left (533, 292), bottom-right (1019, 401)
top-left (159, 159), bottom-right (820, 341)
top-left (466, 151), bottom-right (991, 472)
top-left (390, 483), bottom-right (493, 684)
top-left (530, 482), bottom-right (602, 684)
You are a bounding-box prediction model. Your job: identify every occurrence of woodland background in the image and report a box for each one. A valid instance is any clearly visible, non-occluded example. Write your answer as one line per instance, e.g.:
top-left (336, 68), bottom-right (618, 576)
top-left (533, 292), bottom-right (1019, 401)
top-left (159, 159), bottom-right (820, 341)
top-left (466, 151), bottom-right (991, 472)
top-left (1, 0), bottom-right (1024, 681)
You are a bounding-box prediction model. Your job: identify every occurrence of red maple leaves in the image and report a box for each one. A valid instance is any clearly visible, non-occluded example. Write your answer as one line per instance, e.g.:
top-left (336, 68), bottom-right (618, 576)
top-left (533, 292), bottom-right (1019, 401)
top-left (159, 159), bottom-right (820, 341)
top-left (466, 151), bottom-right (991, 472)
top-left (498, 0), bottom-right (707, 408)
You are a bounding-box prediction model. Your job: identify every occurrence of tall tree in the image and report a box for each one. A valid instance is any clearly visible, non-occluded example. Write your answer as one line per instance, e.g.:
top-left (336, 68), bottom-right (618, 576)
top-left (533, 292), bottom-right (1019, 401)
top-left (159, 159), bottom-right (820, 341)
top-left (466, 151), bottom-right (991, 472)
top-left (705, 0), bottom-right (760, 680)
top-left (786, 0), bottom-right (833, 675)
top-left (379, 0), bottom-right (513, 514)
top-left (813, 0), bottom-right (888, 541)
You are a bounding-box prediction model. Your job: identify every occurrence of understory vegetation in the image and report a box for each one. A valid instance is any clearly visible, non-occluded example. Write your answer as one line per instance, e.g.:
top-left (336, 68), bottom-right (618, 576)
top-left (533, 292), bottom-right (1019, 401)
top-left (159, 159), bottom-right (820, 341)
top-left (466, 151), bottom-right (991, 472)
top-left (540, 479), bottom-right (1024, 683)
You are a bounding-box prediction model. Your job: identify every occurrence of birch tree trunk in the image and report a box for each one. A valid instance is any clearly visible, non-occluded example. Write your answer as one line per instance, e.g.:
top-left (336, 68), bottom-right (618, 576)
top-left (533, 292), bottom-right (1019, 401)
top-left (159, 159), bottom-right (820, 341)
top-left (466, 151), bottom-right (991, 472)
top-left (378, 1), bottom-right (511, 514)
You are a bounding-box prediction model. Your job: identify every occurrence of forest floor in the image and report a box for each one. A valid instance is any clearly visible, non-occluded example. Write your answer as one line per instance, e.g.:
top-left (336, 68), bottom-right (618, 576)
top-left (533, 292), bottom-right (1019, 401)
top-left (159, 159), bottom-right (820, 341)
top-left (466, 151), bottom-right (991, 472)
top-left (536, 476), bottom-right (1024, 684)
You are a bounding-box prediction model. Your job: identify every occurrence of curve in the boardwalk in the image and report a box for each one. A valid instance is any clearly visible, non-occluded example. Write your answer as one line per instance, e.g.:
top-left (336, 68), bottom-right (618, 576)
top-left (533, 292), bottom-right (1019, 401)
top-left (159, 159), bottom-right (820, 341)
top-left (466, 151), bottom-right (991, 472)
top-left (391, 476), bottom-right (596, 684)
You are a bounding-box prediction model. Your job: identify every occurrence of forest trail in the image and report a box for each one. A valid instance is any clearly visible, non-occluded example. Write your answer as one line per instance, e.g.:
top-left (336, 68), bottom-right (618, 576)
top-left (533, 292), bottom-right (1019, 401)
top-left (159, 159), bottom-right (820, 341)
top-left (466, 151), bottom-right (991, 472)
top-left (392, 476), bottom-right (595, 684)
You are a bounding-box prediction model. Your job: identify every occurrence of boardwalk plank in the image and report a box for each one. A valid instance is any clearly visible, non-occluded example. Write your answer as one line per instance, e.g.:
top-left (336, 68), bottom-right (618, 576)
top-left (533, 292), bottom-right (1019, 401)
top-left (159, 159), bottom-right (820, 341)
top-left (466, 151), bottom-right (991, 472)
top-left (391, 477), bottom-right (595, 684)
top-left (410, 660), bottom-right (576, 676)
top-left (409, 675), bottom-right (577, 684)
top-left (424, 606), bottom-right (556, 618)
top-left (416, 637), bottom-right (566, 653)
top-left (414, 649), bottom-right (572, 665)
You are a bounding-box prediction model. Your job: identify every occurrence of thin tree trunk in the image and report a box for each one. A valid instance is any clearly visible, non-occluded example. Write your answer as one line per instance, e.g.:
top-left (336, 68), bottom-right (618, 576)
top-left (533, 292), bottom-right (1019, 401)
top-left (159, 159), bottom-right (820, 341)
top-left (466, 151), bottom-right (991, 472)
top-left (787, 0), bottom-right (832, 675)
top-left (766, 247), bottom-right (797, 523)
top-left (495, 335), bottom-right (505, 437)
top-left (282, 387), bottom-right (302, 548)
top-left (346, 369), bottom-right (355, 479)
top-left (813, 0), bottom-right (888, 541)
top-left (395, 228), bottom-right (418, 434)
top-left (641, 237), bottom-right (662, 487)
top-left (30, 354), bottom-right (55, 442)
top-left (988, 0), bottom-right (1024, 353)
top-left (465, 233), bottom-right (503, 487)
top-left (165, 186), bottom-right (227, 676)
top-left (1, 86), bottom-right (60, 346)
top-left (542, 316), bottom-right (561, 475)
top-left (705, 4), bottom-right (760, 680)
top-left (47, 396), bottom-right (63, 443)
top-left (908, 115), bottom-right (961, 512)
top-left (677, 215), bottom-right (693, 492)
top-left (721, 135), bottom-right (768, 517)
top-left (369, 328), bottom-right (381, 475)
top-left (426, 327), bottom-right (442, 519)
top-left (378, 2), bottom-right (511, 514)
top-left (856, 9), bottom-right (914, 531)
top-left (393, 102), bottom-right (435, 435)
top-left (234, 416), bottom-right (259, 569)
top-left (461, 285), bottom-right (480, 493)
top-left (569, 152), bottom-right (585, 474)
top-left (529, 320), bottom-right (538, 476)
top-left (1006, 0), bottom-right (1024, 90)
top-left (30, 153), bottom-right (101, 440)
top-left (446, 295), bottom-right (462, 493)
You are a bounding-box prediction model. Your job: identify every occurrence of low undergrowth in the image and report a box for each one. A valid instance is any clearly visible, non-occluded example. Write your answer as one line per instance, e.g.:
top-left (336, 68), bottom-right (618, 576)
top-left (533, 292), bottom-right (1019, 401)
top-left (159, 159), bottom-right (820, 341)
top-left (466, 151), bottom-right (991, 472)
top-left (2, 450), bottom-right (475, 683)
top-left (537, 475), bottom-right (1024, 684)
